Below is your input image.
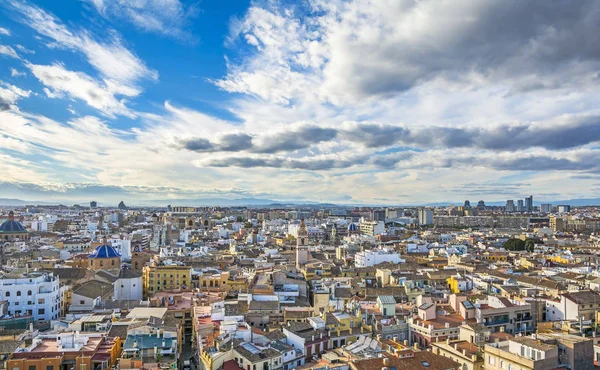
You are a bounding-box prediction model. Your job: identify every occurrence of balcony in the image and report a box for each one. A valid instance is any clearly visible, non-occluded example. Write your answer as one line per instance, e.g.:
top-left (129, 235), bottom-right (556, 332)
top-left (484, 317), bottom-right (509, 326)
top-left (514, 326), bottom-right (533, 333)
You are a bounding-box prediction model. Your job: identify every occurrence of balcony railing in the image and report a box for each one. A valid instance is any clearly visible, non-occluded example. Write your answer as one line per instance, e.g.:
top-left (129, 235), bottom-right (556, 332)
top-left (514, 326), bottom-right (533, 333)
top-left (484, 318), bottom-right (509, 326)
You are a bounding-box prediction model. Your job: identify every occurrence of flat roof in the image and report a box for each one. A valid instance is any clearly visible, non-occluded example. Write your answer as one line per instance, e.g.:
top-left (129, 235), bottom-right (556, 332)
top-left (126, 308), bottom-right (168, 319)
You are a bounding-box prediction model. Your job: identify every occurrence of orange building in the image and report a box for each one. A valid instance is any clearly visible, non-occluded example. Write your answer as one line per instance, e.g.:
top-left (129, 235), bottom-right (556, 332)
top-left (7, 333), bottom-right (122, 370)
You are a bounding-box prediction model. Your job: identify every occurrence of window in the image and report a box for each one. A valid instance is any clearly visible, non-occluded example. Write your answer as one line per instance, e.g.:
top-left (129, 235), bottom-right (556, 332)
top-left (47, 366), bottom-right (54, 370)
top-left (27, 290), bottom-right (32, 296)
top-left (80, 300), bottom-right (85, 304)
top-left (501, 360), bottom-right (505, 369)
top-left (16, 291), bottom-right (21, 296)
top-left (5, 292), bottom-right (9, 297)
top-left (38, 298), bottom-right (45, 304)
top-left (29, 366), bottom-right (36, 370)
top-left (489, 356), bottom-right (495, 365)
top-left (38, 309), bottom-right (45, 315)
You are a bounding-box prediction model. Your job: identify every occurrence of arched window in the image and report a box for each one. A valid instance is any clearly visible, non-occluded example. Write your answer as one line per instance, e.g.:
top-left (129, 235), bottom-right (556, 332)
top-left (5, 292), bottom-right (9, 297)
top-left (16, 291), bottom-right (21, 296)
top-left (27, 290), bottom-right (32, 296)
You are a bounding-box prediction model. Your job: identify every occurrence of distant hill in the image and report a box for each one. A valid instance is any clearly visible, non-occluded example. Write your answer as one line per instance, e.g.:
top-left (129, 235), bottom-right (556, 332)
top-left (2, 197), bottom-right (600, 208)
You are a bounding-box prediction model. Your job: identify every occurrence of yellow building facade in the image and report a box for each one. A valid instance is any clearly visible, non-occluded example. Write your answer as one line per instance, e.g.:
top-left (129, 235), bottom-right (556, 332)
top-left (143, 265), bottom-right (192, 298)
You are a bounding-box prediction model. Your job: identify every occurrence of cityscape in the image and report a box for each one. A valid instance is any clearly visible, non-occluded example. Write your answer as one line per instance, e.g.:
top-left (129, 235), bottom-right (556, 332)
top-left (2, 1), bottom-right (600, 370)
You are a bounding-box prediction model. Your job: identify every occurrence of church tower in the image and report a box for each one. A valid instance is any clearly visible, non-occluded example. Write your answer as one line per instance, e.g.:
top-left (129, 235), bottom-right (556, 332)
top-left (296, 219), bottom-right (310, 270)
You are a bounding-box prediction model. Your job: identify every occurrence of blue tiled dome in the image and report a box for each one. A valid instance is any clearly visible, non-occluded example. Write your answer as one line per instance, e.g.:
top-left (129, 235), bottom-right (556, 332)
top-left (347, 223), bottom-right (358, 231)
top-left (90, 244), bottom-right (121, 259)
top-left (0, 220), bottom-right (27, 233)
top-left (0, 211), bottom-right (27, 234)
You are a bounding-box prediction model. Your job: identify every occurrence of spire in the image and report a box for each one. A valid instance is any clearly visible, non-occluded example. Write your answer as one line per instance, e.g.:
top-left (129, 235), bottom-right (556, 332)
top-left (298, 218), bottom-right (308, 236)
top-left (7, 211), bottom-right (14, 221)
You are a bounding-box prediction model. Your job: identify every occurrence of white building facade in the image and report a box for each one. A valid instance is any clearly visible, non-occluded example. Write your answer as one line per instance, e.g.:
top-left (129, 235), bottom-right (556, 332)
top-left (354, 249), bottom-right (405, 267)
top-left (0, 271), bottom-right (60, 321)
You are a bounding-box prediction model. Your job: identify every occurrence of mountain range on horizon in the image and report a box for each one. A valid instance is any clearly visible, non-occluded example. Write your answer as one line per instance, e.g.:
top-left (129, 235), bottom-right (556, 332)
top-left (1, 197), bottom-right (600, 209)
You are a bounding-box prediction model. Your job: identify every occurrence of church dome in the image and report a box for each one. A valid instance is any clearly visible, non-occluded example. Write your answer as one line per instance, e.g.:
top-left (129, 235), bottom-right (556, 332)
top-left (90, 241), bottom-right (121, 259)
top-left (0, 211), bottom-right (27, 233)
top-left (347, 223), bottom-right (358, 231)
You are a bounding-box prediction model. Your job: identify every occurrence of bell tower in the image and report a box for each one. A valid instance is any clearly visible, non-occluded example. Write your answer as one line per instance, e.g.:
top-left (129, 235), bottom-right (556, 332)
top-left (296, 219), bottom-right (310, 270)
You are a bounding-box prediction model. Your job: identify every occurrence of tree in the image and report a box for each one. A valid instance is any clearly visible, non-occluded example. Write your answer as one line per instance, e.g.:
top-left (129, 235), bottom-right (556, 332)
top-left (524, 238), bottom-right (536, 252)
top-left (503, 238), bottom-right (526, 251)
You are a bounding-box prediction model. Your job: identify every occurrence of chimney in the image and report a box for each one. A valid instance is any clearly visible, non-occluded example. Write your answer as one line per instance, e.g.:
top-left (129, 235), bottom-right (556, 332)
top-left (403, 340), bottom-right (408, 346)
top-left (446, 338), bottom-right (450, 344)
top-left (383, 358), bottom-right (390, 366)
top-left (413, 343), bottom-right (419, 350)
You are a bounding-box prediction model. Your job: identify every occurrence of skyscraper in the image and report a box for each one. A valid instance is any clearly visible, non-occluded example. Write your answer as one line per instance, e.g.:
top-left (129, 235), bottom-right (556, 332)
top-left (540, 204), bottom-right (552, 213)
top-left (372, 209), bottom-right (386, 222)
top-left (418, 208), bottom-right (433, 225)
top-left (525, 195), bottom-right (533, 212)
top-left (506, 200), bottom-right (515, 212)
top-left (517, 199), bottom-right (524, 212)
top-left (90, 201), bottom-right (97, 209)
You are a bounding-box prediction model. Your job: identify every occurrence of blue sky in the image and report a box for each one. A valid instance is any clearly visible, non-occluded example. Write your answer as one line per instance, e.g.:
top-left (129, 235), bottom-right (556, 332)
top-left (1, 0), bottom-right (600, 206)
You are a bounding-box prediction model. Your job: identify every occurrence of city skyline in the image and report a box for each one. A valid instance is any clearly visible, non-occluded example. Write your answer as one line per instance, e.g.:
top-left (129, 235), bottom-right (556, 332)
top-left (2, 1), bottom-right (600, 204)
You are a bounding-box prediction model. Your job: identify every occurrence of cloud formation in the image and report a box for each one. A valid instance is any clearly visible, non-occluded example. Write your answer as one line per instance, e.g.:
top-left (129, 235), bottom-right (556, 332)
top-left (180, 114), bottom-right (600, 156)
top-left (86, 0), bottom-right (197, 41)
top-left (9, 0), bottom-right (157, 87)
top-left (28, 63), bottom-right (139, 118)
top-left (217, 1), bottom-right (600, 106)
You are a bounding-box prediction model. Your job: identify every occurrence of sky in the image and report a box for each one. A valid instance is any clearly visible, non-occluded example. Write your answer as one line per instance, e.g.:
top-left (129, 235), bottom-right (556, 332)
top-left (1, 0), bottom-right (600, 206)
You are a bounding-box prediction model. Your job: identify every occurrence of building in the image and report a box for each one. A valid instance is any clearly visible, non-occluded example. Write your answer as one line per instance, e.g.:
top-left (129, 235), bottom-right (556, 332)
top-left (418, 208), bottom-right (433, 225)
top-left (540, 204), bottom-right (552, 213)
top-left (114, 270), bottom-right (143, 301)
top-left (354, 249), bottom-right (404, 268)
top-left (546, 291), bottom-right (600, 321)
top-left (0, 270), bottom-right (60, 321)
top-left (358, 220), bottom-right (385, 236)
top-left (350, 350), bottom-right (460, 370)
top-left (90, 201), bottom-right (97, 208)
top-left (372, 209), bottom-right (386, 222)
top-left (233, 342), bottom-right (283, 370)
top-left (517, 200), bottom-right (524, 212)
top-left (484, 337), bottom-right (559, 370)
top-left (7, 332), bottom-right (121, 370)
top-left (557, 205), bottom-right (571, 214)
top-left (525, 196), bottom-right (533, 212)
top-left (550, 216), bottom-right (565, 233)
top-left (89, 239), bottom-right (121, 270)
top-left (142, 265), bottom-right (192, 298)
top-left (476, 296), bottom-right (534, 335)
top-left (0, 211), bottom-right (29, 241)
top-left (70, 280), bottom-right (114, 312)
top-left (432, 339), bottom-right (483, 370)
top-left (296, 219), bottom-right (310, 270)
top-left (505, 200), bottom-right (515, 212)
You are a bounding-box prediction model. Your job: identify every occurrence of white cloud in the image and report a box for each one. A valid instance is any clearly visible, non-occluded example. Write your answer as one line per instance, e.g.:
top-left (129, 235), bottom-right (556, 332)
top-left (9, 0), bottom-right (157, 87)
top-left (15, 44), bottom-right (35, 54)
top-left (10, 68), bottom-right (26, 77)
top-left (218, 0), bottom-right (600, 107)
top-left (0, 81), bottom-right (31, 109)
top-left (85, 0), bottom-right (197, 41)
top-left (0, 27), bottom-right (10, 36)
top-left (0, 44), bottom-right (19, 59)
top-left (28, 63), bottom-right (138, 118)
